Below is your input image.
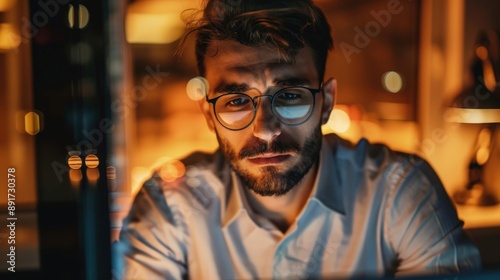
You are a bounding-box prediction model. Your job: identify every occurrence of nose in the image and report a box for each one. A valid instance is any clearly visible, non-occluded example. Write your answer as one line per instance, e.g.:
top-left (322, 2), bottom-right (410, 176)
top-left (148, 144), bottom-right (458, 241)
top-left (252, 97), bottom-right (281, 141)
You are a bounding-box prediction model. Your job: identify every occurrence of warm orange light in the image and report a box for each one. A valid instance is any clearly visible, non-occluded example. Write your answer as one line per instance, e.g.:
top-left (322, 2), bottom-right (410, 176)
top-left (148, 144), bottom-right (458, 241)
top-left (187, 77), bottom-right (209, 101)
top-left (68, 4), bottom-right (75, 28)
top-left (78, 4), bottom-right (89, 29)
top-left (132, 167), bottom-right (150, 195)
top-left (476, 46), bottom-right (488, 61)
top-left (68, 155), bottom-right (83, 170)
top-left (327, 108), bottom-right (351, 133)
top-left (85, 154), bottom-right (99, 168)
top-left (125, 0), bottom-right (203, 44)
top-left (159, 159), bottom-right (186, 182)
top-left (107, 166), bottom-right (116, 180)
top-left (0, 0), bottom-right (16, 11)
top-left (24, 111), bottom-right (41, 135)
top-left (456, 203), bottom-right (500, 229)
top-left (68, 4), bottom-right (89, 29)
top-left (0, 23), bottom-right (21, 51)
top-left (126, 13), bottom-right (185, 44)
top-left (69, 169), bottom-right (82, 189)
top-left (87, 168), bottom-right (100, 185)
top-left (445, 108), bottom-right (500, 124)
top-left (382, 71), bottom-right (403, 93)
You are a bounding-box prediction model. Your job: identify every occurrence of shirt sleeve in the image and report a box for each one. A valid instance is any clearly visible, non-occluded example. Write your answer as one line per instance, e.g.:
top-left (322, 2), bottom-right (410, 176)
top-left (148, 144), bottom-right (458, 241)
top-left (385, 157), bottom-right (482, 276)
top-left (114, 177), bottom-right (189, 280)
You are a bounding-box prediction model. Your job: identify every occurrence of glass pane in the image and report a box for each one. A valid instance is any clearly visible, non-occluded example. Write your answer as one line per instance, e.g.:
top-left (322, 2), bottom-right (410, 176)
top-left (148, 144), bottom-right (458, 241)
top-left (0, 0), bottom-right (39, 273)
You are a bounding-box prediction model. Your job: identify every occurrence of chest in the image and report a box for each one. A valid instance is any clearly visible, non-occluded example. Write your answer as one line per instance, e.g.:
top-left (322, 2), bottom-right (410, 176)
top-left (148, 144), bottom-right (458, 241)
top-left (186, 206), bottom-right (395, 279)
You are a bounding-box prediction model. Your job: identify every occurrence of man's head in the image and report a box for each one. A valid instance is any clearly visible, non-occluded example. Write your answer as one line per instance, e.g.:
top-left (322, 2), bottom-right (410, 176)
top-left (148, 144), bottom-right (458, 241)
top-left (190, 0), bottom-right (333, 82)
top-left (187, 0), bottom-right (336, 196)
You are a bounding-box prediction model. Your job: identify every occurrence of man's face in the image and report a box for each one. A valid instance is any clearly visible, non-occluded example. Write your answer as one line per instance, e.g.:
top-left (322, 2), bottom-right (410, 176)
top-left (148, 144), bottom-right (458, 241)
top-left (200, 40), bottom-right (335, 196)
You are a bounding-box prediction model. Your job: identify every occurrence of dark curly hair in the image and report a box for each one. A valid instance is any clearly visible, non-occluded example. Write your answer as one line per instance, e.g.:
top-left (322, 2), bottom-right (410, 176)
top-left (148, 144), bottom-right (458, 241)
top-left (183, 0), bottom-right (333, 83)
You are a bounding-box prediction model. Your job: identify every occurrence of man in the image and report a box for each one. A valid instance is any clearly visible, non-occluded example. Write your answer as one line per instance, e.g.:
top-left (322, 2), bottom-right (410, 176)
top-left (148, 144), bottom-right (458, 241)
top-left (116, 0), bottom-right (481, 279)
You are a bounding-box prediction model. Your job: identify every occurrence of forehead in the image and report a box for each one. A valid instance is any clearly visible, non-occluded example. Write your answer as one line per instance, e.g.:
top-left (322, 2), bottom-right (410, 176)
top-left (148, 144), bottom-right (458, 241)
top-left (203, 40), bottom-right (319, 88)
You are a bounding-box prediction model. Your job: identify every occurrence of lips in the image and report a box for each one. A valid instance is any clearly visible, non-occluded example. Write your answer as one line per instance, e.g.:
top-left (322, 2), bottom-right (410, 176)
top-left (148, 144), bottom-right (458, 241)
top-left (247, 153), bottom-right (291, 165)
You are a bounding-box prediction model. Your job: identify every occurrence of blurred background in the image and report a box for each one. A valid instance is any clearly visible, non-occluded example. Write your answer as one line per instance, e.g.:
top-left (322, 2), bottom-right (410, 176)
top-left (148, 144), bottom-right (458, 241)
top-left (0, 0), bottom-right (500, 278)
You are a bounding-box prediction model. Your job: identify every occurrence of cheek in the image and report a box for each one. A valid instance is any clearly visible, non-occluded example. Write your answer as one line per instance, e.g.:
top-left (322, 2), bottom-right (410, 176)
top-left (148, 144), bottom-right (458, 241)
top-left (215, 128), bottom-right (249, 152)
top-left (281, 125), bottom-right (315, 146)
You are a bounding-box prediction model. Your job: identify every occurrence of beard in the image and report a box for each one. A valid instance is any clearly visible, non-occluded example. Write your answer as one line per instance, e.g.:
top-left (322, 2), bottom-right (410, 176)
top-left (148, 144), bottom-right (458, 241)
top-left (217, 125), bottom-right (323, 197)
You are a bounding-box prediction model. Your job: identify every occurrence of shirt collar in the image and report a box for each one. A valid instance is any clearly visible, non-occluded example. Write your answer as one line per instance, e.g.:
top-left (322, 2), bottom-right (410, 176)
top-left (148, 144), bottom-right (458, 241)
top-left (310, 137), bottom-right (345, 215)
top-left (221, 136), bottom-right (345, 228)
top-left (221, 172), bottom-right (249, 228)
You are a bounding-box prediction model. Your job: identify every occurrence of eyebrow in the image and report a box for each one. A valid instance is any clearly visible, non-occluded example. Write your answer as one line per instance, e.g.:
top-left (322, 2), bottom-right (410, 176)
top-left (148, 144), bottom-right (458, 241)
top-left (213, 83), bottom-right (250, 94)
top-left (212, 78), bottom-right (312, 95)
top-left (273, 78), bottom-right (312, 87)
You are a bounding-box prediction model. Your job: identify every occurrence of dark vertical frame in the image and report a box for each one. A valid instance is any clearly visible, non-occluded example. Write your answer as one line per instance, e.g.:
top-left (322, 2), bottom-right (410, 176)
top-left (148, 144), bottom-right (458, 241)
top-left (28, 0), bottom-right (111, 279)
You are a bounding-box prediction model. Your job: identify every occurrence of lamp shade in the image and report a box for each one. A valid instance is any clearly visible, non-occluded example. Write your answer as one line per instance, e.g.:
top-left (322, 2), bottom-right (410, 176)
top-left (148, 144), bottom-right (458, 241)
top-left (449, 29), bottom-right (500, 124)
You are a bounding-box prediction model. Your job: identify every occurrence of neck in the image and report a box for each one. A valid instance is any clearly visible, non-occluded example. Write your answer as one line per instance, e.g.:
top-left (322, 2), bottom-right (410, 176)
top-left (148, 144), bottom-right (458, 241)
top-left (243, 162), bottom-right (319, 233)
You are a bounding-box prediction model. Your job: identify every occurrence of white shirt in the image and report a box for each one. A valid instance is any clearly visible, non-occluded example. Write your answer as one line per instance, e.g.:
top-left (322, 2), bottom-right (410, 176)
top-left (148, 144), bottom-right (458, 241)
top-left (115, 134), bottom-right (481, 279)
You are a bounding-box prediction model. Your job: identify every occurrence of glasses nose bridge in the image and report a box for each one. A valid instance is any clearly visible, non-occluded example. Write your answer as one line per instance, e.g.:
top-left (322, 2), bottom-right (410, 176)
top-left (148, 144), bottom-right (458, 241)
top-left (252, 94), bottom-right (276, 121)
top-left (251, 94), bottom-right (274, 110)
top-left (251, 95), bottom-right (278, 121)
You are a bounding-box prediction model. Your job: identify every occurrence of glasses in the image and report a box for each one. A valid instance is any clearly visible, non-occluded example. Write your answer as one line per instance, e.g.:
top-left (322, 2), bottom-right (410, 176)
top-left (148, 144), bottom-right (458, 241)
top-left (206, 86), bottom-right (321, 131)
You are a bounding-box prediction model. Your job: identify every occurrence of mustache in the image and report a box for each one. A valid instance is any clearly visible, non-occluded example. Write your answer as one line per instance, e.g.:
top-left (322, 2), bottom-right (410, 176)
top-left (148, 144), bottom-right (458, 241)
top-left (238, 138), bottom-right (300, 159)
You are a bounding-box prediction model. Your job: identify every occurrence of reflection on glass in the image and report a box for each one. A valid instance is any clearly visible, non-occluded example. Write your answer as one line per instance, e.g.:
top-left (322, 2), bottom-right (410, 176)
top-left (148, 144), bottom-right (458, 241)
top-left (87, 168), bottom-right (100, 186)
top-left (78, 4), bottom-right (90, 29)
top-left (219, 110), bottom-right (253, 125)
top-left (275, 105), bottom-right (311, 119)
top-left (68, 4), bottom-right (90, 29)
top-left (107, 166), bottom-right (117, 180)
top-left (24, 111), bottom-right (41, 135)
top-left (68, 4), bottom-right (75, 28)
top-left (69, 169), bottom-right (83, 189)
top-left (68, 155), bottom-right (83, 169)
top-left (85, 154), bottom-right (100, 168)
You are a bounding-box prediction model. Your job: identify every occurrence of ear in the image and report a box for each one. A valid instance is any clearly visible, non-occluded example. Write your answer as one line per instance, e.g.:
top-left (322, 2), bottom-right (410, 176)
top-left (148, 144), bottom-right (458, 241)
top-left (198, 98), bottom-right (216, 132)
top-left (320, 78), bottom-right (336, 125)
top-left (188, 76), bottom-right (216, 132)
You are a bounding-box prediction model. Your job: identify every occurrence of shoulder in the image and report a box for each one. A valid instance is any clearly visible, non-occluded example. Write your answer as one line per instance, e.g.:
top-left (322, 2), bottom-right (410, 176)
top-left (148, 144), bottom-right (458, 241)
top-left (128, 149), bottom-right (230, 223)
top-left (323, 133), bottom-right (429, 180)
top-left (322, 134), bottom-right (447, 211)
top-left (326, 135), bottom-right (458, 222)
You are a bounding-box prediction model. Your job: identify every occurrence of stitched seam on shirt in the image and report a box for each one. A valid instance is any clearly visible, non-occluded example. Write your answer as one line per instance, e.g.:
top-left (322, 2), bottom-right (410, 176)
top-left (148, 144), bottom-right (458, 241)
top-left (413, 169), bottom-right (461, 273)
top-left (417, 172), bottom-right (446, 273)
top-left (386, 160), bottom-right (462, 273)
top-left (408, 174), bottom-right (446, 272)
top-left (383, 158), bottom-right (413, 255)
top-left (406, 163), bottom-right (462, 273)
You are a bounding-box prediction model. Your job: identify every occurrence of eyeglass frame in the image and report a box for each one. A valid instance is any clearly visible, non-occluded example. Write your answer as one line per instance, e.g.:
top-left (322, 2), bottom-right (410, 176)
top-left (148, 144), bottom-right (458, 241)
top-left (205, 86), bottom-right (323, 131)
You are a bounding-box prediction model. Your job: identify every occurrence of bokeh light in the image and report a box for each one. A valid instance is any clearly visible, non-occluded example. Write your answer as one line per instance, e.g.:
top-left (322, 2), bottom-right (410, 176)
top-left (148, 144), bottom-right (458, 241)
top-left (327, 108), bottom-right (351, 133)
top-left (68, 155), bottom-right (83, 170)
top-left (159, 159), bottom-right (186, 182)
top-left (85, 154), bottom-right (99, 168)
top-left (382, 71), bottom-right (403, 93)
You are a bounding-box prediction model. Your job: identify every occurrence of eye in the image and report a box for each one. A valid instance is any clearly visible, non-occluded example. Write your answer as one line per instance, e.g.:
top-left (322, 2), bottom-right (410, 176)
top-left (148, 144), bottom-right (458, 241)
top-left (276, 88), bottom-right (307, 104)
top-left (228, 97), bottom-right (250, 106)
top-left (279, 92), bottom-right (301, 100)
top-left (220, 94), bottom-right (252, 110)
